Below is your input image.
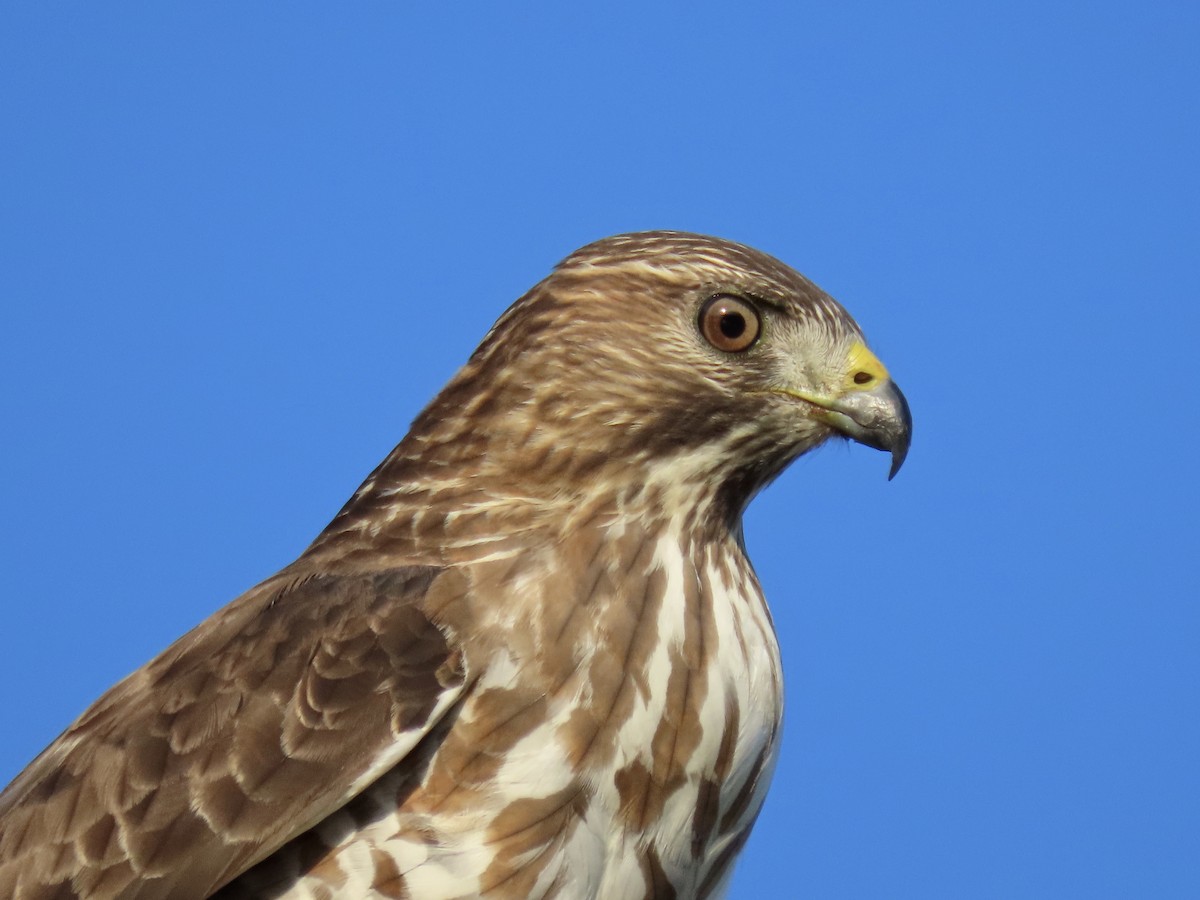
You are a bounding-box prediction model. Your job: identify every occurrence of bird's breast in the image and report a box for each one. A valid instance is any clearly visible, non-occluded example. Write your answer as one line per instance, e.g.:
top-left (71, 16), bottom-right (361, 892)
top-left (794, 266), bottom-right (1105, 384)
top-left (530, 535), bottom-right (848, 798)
top-left (229, 526), bottom-right (783, 899)
top-left (413, 527), bottom-right (784, 897)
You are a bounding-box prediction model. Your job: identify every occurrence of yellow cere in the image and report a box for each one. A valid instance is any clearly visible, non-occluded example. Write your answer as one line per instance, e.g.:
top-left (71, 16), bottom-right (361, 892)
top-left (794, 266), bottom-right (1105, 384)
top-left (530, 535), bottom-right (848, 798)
top-left (845, 340), bottom-right (890, 390)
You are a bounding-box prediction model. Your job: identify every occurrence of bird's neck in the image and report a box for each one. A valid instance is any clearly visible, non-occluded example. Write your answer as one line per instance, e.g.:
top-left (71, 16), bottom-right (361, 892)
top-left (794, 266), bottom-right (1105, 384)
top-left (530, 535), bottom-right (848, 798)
top-left (298, 431), bottom-right (773, 571)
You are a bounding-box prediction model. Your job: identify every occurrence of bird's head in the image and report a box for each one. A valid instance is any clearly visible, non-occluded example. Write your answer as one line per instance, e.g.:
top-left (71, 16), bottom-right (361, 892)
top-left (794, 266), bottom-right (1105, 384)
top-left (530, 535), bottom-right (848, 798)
top-left (398, 232), bottom-right (909, 526)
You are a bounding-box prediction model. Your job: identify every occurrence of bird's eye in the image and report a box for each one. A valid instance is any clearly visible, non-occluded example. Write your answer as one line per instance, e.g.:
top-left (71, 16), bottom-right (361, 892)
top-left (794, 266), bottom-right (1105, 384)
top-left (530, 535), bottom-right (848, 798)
top-left (699, 294), bottom-right (761, 352)
top-left (853, 371), bottom-right (874, 385)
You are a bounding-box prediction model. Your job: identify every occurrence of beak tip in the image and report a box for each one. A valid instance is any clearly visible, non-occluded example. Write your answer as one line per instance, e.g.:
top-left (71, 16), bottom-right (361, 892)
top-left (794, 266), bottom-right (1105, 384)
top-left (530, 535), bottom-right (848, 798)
top-left (886, 382), bottom-right (912, 481)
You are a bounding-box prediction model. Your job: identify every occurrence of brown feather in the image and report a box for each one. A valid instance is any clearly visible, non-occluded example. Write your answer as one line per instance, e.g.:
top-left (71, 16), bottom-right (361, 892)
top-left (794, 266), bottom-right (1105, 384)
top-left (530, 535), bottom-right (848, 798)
top-left (0, 570), bottom-right (468, 897)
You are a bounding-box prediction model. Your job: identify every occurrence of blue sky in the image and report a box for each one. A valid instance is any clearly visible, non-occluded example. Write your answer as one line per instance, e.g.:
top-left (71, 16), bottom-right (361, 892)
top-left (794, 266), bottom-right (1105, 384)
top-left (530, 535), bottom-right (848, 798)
top-left (1, 3), bottom-right (1197, 897)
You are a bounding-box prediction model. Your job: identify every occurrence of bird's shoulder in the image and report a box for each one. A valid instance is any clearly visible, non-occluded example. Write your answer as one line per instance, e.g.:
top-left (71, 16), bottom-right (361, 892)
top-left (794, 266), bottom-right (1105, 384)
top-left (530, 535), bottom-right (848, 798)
top-left (0, 564), bottom-right (470, 899)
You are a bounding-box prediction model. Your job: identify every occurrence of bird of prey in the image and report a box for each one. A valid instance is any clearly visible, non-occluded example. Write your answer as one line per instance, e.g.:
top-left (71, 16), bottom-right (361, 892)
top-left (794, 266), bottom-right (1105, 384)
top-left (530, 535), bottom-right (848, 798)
top-left (0, 232), bottom-right (910, 899)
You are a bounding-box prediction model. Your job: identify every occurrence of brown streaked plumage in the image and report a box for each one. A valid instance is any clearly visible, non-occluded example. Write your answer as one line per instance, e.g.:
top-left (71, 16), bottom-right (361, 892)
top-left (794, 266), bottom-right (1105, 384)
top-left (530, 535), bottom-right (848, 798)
top-left (0, 232), bottom-right (911, 899)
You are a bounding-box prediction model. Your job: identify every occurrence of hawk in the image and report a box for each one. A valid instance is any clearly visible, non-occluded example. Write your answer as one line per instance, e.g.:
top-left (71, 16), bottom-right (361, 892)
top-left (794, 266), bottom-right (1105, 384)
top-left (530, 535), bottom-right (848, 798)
top-left (0, 232), bottom-right (910, 899)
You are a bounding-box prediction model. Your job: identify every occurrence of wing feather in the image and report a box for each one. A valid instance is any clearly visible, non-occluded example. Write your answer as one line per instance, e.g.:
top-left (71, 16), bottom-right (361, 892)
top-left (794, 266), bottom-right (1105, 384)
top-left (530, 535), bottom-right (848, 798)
top-left (0, 566), bottom-right (470, 899)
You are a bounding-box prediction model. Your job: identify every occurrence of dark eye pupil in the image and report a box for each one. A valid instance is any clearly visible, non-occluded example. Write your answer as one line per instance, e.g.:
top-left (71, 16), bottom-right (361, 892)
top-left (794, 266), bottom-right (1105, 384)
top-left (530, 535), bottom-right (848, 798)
top-left (854, 371), bottom-right (874, 385)
top-left (719, 312), bottom-right (746, 338)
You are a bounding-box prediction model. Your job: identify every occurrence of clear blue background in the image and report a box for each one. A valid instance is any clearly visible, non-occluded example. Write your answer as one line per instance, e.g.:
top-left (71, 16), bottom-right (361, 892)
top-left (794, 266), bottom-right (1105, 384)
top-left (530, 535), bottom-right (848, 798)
top-left (2, 4), bottom-right (1197, 897)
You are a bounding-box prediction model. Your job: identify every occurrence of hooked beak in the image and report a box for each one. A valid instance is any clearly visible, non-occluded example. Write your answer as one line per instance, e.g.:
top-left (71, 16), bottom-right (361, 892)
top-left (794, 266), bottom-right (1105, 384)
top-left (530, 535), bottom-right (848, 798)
top-left (820, 379), bottom-right (912, 479)
top-left (801, 379), bottom-right (912, 480)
